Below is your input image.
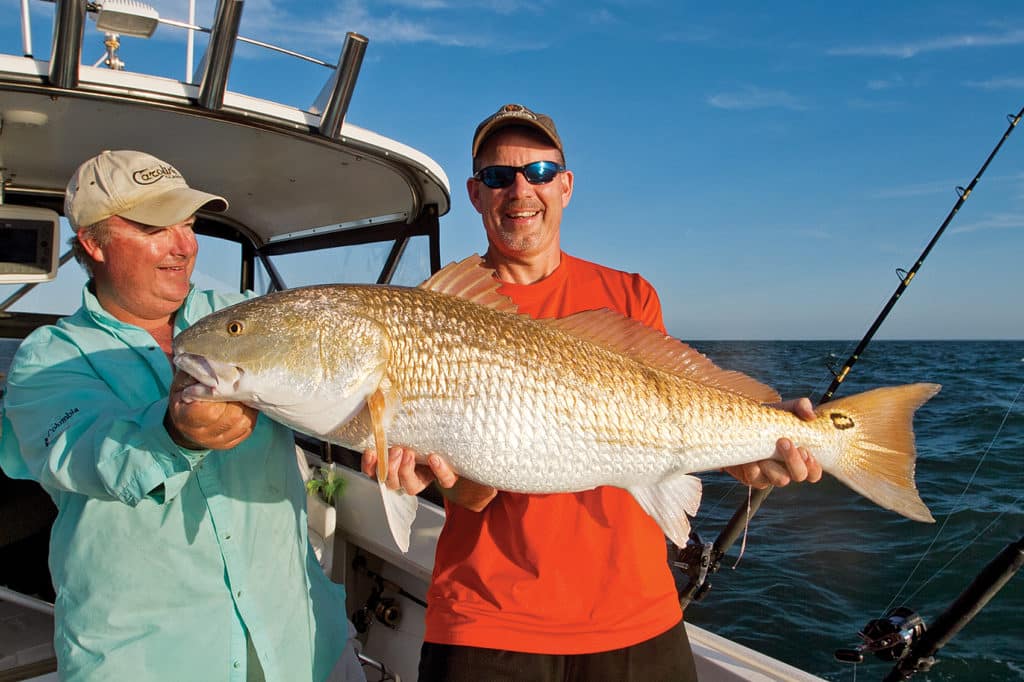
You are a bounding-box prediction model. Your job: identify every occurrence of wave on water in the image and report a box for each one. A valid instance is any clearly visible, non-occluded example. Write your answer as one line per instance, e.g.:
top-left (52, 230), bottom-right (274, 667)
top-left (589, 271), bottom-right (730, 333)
top-left (684, 340), bottom-right (1023, 681)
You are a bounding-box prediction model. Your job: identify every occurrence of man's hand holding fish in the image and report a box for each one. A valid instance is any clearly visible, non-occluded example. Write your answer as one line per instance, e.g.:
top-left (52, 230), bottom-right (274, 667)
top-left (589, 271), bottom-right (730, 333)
top-left (166, 373), bottom-right (258, 451)
top-left (723, 397), bottom-right (824, 488)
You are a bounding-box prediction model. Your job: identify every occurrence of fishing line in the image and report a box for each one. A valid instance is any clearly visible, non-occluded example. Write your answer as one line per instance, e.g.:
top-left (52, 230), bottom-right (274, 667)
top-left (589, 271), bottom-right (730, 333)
top-left (894, 491), bottom-right (1023, 611)
top-left (679, 106), bottom-right (1024, 621)
top-left (882, 381), bottom-right (1024, 615)
top-left (694, 344), bottom-right (851, 527)
top-left (732, 484), bottom-right (754, 568)
top-left (728, 347), bottom-right (854, 567)
top-left (703, 104), bottom-right (1024, 566)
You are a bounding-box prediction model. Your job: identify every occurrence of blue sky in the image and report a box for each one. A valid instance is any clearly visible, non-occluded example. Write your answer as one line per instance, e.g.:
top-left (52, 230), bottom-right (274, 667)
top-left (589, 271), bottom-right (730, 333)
top-left (5, 1), bottom-right (1024, 339)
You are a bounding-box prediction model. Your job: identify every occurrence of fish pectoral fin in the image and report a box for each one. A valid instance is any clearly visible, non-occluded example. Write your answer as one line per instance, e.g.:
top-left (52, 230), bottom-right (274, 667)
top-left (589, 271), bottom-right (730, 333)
top-left (367, 388), bottom-right (390, 483)
top-left (380, 480), bottom-right (417, 553)
top-left (627, 472), bottom-right (703, 548)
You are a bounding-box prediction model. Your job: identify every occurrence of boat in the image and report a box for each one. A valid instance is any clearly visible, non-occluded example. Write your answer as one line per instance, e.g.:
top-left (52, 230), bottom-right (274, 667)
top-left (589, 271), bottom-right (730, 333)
top-left (1, 2), bottom-right (833, 680)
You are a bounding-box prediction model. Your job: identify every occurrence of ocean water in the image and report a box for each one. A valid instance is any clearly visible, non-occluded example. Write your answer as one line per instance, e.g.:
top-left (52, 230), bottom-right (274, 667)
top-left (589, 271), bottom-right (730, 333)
top-left (683, 340), bottom-right (1023, 681)
top-left (2, 338), bottom-right (1021, 680)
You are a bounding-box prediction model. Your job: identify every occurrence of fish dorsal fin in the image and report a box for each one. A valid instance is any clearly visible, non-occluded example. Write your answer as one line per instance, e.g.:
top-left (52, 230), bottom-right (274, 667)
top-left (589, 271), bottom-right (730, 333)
top-left (544, 309), bottom-right (781, 404)
top-left (418, 254), bottom-right (518, 314)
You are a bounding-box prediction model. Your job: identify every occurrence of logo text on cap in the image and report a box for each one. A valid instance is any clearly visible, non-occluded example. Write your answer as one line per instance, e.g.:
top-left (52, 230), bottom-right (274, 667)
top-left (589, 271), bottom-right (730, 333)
top-left (132, 165), bottom-right (183, 185)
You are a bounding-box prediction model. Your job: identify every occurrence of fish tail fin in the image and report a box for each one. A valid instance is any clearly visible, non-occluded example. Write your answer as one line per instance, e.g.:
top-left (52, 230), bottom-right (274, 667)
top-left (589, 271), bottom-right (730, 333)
top-left (628, 472), bottom-right (703, 548)
top-left (822, 382), bottom-right (941, 523)
top-left (380, 480), bottom-right (418, 553)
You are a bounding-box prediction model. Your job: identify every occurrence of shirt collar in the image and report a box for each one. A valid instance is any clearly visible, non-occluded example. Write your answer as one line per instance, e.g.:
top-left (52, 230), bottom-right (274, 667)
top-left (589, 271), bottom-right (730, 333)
top-left (80, 280), bottom-right (197, 335)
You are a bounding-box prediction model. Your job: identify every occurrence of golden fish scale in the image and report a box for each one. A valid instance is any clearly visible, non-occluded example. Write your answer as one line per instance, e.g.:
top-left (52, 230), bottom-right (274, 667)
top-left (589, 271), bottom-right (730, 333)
top-left (336, 286), bottom-right (846, 491)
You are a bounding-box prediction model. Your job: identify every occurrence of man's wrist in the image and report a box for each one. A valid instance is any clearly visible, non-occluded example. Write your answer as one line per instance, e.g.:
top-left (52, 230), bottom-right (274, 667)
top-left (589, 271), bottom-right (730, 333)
top-left (163, 410), bottom-right (205, 450)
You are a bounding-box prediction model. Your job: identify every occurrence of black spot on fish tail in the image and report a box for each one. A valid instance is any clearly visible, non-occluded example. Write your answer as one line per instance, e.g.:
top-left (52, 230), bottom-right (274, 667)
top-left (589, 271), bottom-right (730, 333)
top-left (830, 412), bottom-right (856, 430)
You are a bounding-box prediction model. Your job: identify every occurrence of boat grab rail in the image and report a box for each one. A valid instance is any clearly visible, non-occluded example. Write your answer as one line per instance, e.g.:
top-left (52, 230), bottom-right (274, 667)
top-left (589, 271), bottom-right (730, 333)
top-left (24, 0), bottom-right (367, 137)
top-left (0, 585), bottom-right (54, 617)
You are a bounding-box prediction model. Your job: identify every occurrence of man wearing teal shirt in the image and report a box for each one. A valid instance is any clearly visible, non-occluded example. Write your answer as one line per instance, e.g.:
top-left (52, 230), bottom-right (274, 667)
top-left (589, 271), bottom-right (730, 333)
top-left (0, 150), bottom-right (355, 681)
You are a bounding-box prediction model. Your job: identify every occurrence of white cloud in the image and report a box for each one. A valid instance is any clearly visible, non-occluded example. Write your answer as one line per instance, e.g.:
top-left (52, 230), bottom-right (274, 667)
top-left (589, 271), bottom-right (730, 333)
top-left (950, 213), bottom-right (1024, 234)
top-left (270, 1), bottom-right (451, 47)
top-left (586, 9), bottom-right (617, 25)
top-left (867, 74), bottom-right (905, 90)
top-left (20, 0), bottom-right (555, 57)
top-left (793, 227), bottom-right (833, 240)
top-left (661, 27), bottom-right (718, 44)
top-left (706, 86), bottom-right (808, 111)
top-left (827, 28), bottom-right (1024, 59)
top-left (163, 0), bottom-right (506, 52)
top-left (964, 76), bottom-right (1024, 90)
top-left (846, 97), bottom-right (904, 111)
top-left (873, 173), bottom-right (1023, 201)
top-left (871, 180), bottom-right (957, 200)
top-left (387, 0), bottom-right (452, 9)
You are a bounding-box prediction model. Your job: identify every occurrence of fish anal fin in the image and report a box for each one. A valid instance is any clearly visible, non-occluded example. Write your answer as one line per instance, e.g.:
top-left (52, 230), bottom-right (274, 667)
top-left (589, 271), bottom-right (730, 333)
top-left (379, 480), bottom-right (417, 553)
top-left (545, 310), bottom-right (781, 404)
top-left (417, 254), bottom-right (519, 314)
top-left (628, 471), bottom-right (703, 548)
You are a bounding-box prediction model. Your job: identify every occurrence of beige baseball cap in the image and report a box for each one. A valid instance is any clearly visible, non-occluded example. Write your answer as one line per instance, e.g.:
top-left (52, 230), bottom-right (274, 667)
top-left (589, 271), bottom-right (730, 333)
top-left (471, 103), bottom-right (564, 162)
top-left (65, 150), bottom-right (228, 229)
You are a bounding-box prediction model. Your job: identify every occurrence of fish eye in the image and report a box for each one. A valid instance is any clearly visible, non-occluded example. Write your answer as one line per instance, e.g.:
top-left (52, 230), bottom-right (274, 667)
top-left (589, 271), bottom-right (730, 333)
top-left (226, 320), bottom-right (244, 336)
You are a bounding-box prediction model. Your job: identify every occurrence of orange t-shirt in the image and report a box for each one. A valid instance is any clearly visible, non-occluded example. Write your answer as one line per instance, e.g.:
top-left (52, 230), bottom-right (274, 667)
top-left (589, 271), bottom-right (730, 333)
top-left (423, 252), bottom-right (683, 654)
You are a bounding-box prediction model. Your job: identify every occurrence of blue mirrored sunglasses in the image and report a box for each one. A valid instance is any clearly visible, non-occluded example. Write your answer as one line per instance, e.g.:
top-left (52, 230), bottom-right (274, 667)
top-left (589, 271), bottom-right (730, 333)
top-left (474, 160), bottom-right (566, 189)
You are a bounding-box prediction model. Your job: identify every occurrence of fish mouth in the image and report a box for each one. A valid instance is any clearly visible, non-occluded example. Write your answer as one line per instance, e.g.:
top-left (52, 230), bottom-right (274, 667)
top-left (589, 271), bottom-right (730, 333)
top-left (172, 352), bottom-right (244, 400)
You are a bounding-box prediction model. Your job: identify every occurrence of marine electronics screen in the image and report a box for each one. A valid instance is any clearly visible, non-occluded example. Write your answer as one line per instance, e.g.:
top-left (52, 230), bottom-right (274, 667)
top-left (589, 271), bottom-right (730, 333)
top-left (0, 207), bottom-right (61, 283)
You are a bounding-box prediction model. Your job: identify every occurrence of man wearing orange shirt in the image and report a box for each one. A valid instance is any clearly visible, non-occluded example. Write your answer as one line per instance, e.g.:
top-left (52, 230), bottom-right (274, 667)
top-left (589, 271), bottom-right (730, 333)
top-left (363, 103), bottom-right (823, 681)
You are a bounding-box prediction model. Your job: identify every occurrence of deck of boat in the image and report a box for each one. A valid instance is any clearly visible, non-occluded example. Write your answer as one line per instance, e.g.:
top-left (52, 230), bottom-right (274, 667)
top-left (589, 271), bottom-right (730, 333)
top-left (0, 591), bottom-right (56, 681)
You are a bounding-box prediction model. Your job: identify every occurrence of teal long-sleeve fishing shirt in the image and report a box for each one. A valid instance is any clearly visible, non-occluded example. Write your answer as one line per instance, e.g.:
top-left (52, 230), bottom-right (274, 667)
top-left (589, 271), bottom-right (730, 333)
top-left (0, 285), bottom-right (348, 682)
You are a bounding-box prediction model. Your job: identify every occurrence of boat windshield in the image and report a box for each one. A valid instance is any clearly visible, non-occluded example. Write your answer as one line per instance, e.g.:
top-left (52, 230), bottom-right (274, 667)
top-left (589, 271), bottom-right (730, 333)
top-left (0, 225), bottom-right (437, 323)
top-left (267, 236), bottom-right (436, 289)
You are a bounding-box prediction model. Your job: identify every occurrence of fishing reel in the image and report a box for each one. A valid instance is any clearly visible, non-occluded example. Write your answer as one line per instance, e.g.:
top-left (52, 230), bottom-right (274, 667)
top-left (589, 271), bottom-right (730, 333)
top-left (351, 555), bottom-right (404, 633)
top-left (835, 607), bottom-right (928, 665)
top-left (671, 531), bottom-right (718, 606)
top-left (352, 581), bottom-right (403, 632)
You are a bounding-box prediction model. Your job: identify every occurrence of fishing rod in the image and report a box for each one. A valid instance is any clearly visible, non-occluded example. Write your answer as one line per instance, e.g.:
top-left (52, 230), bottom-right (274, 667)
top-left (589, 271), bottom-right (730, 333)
top-left (830, 535), bottom-right (1024, 680)
top-left (676, 103), bottom-right (1024, 608)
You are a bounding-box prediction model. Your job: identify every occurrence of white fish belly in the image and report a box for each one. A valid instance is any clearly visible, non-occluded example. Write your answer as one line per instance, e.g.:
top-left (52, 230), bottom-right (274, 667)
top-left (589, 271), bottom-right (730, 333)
top-left (376, 392), bottom-right (841, 494)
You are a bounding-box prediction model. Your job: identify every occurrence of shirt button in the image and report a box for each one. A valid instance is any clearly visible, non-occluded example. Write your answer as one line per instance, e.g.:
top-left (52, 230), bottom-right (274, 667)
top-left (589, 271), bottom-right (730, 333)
top-left (237, 591), bottom-right (243, 598)
top-left (224, 534), bottom-right (231, 540)
top-left (233, 661), bottom-right (240, 669)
